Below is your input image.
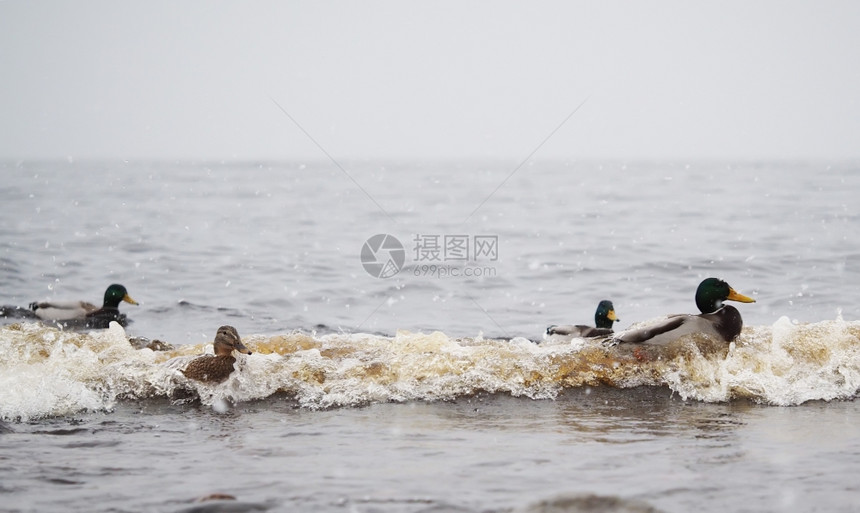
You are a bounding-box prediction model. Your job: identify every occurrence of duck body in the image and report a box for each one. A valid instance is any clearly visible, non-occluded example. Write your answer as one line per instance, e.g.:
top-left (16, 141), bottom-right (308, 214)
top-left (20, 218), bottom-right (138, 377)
top-left (0, 304), bottom-right (39, 319)
top-left (82, 307), bottom-right (130, 329)
top-left (546, 300), bottom-right (619, 340)
top-left (546, 324), bottom-right (615, 339)
top-left (612, 278), bottom-right (754, 345)
top-left (182, 326), bottom-right (252, 383)
top-left (28, 300), bottom-right (99, 321)
top-left (614, 305), bottom-right (744, 345)
top-left (29, 284), bottom-right (138, 327)
top-left (180, 354), bottom-right (241, 384)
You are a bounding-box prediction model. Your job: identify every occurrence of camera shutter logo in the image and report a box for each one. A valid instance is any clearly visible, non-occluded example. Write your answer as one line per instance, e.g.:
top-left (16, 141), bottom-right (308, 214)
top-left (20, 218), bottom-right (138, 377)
top-left (361, 234), bottom-right (405, 278)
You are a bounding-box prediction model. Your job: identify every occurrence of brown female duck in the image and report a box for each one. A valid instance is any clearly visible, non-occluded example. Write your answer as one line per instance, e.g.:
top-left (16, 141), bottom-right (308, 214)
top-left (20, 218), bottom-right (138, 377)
top-left (181, 325), bottom-right (252, 383)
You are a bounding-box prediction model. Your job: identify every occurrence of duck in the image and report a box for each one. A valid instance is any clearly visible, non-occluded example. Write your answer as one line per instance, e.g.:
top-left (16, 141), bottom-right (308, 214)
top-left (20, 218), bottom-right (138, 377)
top-left (29, 283), bottom-right (139, 328)
top-left (181, 325), bottom-right (252, 383)
top-left (612, 278), bottom-right (755, 345)
top-left (546, 300), bottom-right (619, 339)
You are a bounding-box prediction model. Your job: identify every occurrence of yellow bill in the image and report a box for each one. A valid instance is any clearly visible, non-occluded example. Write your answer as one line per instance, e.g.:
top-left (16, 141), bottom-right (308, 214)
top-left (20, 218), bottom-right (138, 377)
top-left (727, 288), bottom-right (755, 303)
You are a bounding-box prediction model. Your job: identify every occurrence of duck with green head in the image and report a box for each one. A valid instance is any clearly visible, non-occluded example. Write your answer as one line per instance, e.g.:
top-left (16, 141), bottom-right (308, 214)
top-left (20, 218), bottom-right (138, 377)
top-left (546, 299), bottom-right (619, 339)
top-left (613, 278), bottom-right (755, 345)
top-left (29, 283), bottom-right (139, 328)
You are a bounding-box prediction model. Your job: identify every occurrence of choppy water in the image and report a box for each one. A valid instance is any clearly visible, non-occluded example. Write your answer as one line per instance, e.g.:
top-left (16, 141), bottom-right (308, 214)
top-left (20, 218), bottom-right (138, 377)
top-left (1, 160), bottom-right (859, 512)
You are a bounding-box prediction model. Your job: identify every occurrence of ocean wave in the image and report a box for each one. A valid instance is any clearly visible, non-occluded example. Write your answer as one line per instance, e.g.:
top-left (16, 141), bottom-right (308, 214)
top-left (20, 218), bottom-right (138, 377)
top-left (1, 317), bottom-right (859, 421)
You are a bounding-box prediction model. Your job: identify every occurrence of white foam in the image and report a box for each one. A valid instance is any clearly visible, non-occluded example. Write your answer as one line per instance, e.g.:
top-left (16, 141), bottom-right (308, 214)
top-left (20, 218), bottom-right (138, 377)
top-left (2, 317), bottom-right (859, 420)
top-left (664, 317), bottom-right (860, 405)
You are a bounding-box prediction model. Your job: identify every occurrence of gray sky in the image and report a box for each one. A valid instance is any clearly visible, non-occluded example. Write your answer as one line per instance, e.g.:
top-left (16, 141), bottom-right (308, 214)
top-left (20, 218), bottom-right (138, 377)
top-left (1, 1), bottom-right (858, 162)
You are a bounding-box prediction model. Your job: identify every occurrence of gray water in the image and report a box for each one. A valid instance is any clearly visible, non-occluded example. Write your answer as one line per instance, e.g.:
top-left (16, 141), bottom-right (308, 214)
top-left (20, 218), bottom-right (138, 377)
top-left (2, 160), bottom-right (858, 342)
top-left (2, 390), bottom-right (859, 513)
top-left (1, 160), bottom-right (859, 512)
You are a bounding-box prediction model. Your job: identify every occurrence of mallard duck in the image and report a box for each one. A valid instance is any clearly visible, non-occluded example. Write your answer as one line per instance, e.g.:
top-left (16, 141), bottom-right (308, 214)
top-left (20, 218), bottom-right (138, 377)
top-left (612, 278), bottom-right (755, 345)
top-left (546, 300), bottom-right (619, 338)
top-left (181, 325), bottom-right (252, 383)
top-left (29, 283), bottom-right (138, 328)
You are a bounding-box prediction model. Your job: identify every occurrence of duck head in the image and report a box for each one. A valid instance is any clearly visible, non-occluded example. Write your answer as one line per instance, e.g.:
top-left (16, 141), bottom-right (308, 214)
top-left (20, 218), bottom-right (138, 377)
top-left (695, 278), bottom-right (755, 314)
top-left (212, 325), bottom-right (252, 356)
top-left (104, 284), bottom-right (138, 309)
top-left (594, 300), bottom-right (619, 329)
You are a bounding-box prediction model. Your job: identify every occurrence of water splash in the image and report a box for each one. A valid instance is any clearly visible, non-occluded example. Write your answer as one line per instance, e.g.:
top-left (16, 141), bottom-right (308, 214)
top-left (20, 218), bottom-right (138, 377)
top-left (1, 317), bottom-right (859, 420)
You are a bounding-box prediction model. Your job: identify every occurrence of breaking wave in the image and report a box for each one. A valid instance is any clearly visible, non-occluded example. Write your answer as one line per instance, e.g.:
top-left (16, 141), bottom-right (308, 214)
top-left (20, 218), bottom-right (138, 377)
top-left (1, 316), bottom-right (859, 421)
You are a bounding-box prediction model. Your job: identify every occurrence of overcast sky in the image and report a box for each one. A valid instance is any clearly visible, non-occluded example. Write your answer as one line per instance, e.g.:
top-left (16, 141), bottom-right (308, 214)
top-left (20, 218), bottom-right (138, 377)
top-left (1, 1), bottom-right (858, 162)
